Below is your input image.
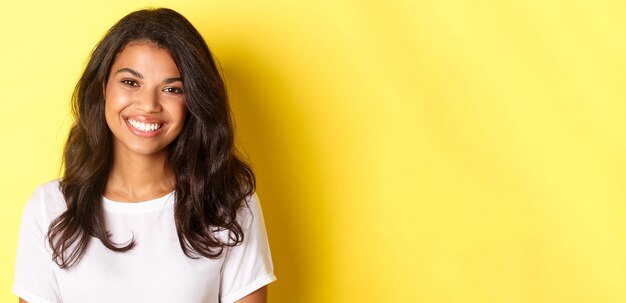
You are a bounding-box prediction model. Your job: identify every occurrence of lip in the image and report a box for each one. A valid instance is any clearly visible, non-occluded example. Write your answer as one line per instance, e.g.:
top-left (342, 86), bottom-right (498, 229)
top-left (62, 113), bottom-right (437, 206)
top-left (124, 116), bottom-right (166, 138)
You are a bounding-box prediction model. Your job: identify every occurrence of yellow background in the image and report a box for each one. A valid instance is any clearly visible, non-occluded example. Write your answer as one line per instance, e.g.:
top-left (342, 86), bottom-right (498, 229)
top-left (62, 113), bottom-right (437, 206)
top-left (1, 0), bottom-right (626, 302)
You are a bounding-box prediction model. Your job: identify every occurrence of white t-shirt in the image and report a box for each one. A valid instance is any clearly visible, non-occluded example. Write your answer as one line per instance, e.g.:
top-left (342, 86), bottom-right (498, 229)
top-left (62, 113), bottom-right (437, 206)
top-left (12, 180), bottom-right (276, 303)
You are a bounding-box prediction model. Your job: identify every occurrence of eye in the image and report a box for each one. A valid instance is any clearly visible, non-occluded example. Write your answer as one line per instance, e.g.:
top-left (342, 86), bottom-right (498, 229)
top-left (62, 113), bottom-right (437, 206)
top-left (121, 79), bottom-right (139, 87)
top-left (163, 87), bottom-right (184, 95)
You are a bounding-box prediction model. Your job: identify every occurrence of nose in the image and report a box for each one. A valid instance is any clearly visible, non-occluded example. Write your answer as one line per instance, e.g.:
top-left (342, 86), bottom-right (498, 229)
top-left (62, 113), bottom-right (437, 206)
top-left (135, 87), bottom-right (162, 113)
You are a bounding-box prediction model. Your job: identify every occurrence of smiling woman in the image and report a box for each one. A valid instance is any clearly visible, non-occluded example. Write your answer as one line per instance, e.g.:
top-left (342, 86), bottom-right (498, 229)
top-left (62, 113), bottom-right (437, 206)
top-left (12, 8), bottom-right (275, 303)
top-left (104, 43), bottom-right (187, 156)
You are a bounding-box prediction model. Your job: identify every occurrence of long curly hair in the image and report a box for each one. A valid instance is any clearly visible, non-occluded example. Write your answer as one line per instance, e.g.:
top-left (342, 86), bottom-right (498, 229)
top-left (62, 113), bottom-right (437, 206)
top-left (48, 8), bottom-right (255, 269)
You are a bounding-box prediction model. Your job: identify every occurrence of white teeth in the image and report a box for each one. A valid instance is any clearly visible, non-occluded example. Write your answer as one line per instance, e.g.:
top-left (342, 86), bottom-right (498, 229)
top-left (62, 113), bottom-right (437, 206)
top-left (127, 118), bottom-right (163, 132)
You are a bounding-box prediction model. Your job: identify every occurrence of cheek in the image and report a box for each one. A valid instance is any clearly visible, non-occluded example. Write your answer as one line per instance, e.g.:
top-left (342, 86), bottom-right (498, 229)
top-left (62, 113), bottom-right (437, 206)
top-left (170, 101), bottom-right (187, 124)
top-left (180, 104), bottom-right (188, 122)
top-left (168, 102), bottom-right (187, 137)
top-left (104, 86), bottom-right (129, 128)
top-left (105, 86), bottom-right (123, 107)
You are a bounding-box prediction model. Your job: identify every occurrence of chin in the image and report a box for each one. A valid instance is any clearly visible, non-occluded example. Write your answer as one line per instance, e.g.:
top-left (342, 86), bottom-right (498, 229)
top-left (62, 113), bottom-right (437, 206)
top-left (123, 143), bottom-right (169, 157)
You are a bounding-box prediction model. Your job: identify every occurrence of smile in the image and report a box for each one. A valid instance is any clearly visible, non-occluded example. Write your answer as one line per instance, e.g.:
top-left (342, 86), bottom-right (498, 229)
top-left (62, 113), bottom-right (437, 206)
top-left (127, 118), bottom-right (164, 132)
top-left (124, 117), bottom-right (166, 138)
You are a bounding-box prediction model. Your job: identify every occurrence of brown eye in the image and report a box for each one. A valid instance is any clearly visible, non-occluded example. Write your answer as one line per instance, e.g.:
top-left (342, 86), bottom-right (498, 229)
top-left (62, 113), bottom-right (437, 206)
top-left (164, 87), bottom-right (184, 94)
top-left (121, 79), bottom-right (139, 87)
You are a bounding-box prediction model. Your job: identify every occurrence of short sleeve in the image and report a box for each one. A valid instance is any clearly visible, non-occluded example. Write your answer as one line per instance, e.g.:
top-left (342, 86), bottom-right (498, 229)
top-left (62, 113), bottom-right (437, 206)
top-left (12, 185), bottom-right (62, 303)
top-left (220, 193), bottom-right (276, 303)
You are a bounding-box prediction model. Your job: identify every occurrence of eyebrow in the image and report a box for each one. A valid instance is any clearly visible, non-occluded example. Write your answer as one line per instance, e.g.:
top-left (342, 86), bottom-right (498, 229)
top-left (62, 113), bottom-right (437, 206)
top-left (163, 77), bottom-right (183, 84)
top-left (115, 67), bottom-right (182, 84)
top-left (116, 67), bottom-right (143, 79)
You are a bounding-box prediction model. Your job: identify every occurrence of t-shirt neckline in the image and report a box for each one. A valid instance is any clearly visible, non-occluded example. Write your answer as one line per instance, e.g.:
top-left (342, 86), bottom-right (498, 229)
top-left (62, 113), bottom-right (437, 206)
top-left (102, 191), bottom-right (175, 213)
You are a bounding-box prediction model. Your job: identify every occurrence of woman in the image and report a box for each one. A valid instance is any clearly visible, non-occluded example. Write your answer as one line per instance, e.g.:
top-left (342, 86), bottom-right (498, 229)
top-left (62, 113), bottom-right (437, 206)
top-left (13, 8), bottom-right (276, 303)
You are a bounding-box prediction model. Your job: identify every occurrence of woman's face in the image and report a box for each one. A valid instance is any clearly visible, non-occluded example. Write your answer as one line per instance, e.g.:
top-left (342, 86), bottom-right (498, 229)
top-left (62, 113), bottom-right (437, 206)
top-left (104, 41), bottom-right (187, 158)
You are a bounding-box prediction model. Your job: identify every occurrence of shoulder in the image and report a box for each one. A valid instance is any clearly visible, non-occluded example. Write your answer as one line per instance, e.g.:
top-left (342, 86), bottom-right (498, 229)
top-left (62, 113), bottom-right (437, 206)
top-left (244, 192), bottom-right (261, 212)
top-left (22, 179), bottom-right (67, 225)
top-left (239, 192), bottom-right (262, 224)
top-left (236, 192), bottom-right (269, 234)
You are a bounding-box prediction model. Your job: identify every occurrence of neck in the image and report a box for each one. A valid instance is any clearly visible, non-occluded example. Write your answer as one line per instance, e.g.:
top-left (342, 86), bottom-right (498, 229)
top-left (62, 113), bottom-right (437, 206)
top-left (105, 145), bottom-right (176, 202)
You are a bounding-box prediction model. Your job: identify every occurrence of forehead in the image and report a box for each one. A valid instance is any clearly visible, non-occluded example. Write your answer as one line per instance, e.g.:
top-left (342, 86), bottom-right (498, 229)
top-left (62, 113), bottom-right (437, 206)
top-left (109, 42), bottom-right (180, 76)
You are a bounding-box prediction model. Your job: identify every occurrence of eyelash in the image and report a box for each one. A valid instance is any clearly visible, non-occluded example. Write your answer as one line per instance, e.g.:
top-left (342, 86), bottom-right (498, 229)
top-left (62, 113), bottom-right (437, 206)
top-left (120, 79), bottom-right (184, 94)
top-left (163, 87), bottom-right (184, 94)
top-left (121, 79), bottom-right (138, 87)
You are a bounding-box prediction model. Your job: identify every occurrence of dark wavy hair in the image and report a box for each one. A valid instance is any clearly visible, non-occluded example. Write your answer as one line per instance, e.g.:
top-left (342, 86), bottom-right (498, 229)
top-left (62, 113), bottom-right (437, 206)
top-left (48, 8), bottom-right (255, 269)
